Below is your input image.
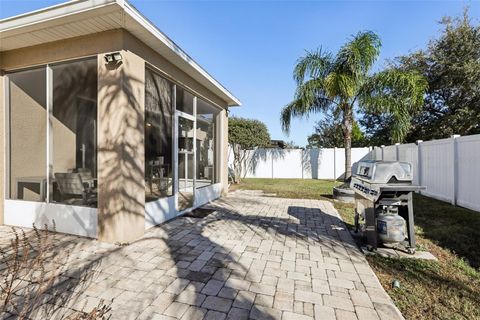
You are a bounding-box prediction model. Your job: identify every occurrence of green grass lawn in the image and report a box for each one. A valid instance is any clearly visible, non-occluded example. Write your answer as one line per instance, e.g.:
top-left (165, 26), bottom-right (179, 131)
top-left (230, 178), bottom-right (341, 200)
top-left (232, 178), bottom-right (480, 320)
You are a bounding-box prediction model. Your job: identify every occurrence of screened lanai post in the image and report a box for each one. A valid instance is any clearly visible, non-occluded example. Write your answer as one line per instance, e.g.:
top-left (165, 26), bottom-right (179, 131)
top-left (97, 51), bottom-right (146, 243)
top-left (0, 74), bottom-right (4, 225)
top-left (217, 109), bottom-right (229, 195)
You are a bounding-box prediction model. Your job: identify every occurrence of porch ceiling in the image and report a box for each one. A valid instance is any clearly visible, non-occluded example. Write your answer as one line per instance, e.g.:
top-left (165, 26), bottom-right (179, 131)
top-left (0, 0), bottom-right (241, 107)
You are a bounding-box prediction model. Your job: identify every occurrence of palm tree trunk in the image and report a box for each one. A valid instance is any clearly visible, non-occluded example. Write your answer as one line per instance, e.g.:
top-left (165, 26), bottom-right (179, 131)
top-left (342, 106), bottom-right (353, 182)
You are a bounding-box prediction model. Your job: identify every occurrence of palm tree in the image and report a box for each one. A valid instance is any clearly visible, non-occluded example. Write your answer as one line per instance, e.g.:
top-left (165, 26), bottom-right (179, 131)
top-left (281, 31), bottom-right (427, 182)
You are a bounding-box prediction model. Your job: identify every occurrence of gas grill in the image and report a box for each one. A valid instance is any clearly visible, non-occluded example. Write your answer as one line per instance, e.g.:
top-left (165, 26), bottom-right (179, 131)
top-left (351, 160), bottom-right (425, 254)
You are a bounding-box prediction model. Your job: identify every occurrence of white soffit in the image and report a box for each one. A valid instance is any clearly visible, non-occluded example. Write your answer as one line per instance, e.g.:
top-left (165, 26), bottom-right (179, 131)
top-left (0, 0), bottom-right (241, 106)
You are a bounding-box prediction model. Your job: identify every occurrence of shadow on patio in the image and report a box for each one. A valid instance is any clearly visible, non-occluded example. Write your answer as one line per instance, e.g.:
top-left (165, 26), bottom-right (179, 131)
top-left (1, 189), bottom-right (366, 319)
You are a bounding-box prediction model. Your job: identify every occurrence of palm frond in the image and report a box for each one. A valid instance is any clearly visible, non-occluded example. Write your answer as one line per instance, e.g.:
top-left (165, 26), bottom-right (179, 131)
top-left (359, 69), bottom-right (428, 142)
top-left (293, 49), bottom-right (334, 85)
top-left (324, 72), bottom-right (357, 99)
top-left (281, 93), bottom-right (334, 134)
top-left (336, 31), bottom-right (381, 80)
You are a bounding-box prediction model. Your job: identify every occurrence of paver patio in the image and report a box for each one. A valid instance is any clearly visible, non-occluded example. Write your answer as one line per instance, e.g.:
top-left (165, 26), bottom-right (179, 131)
top-left (0, 190), bottom-right (403, 320)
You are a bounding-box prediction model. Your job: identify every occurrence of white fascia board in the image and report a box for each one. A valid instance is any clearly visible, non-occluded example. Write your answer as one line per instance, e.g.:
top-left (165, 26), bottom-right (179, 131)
top-left (0, 0), bottom-right (117, 32)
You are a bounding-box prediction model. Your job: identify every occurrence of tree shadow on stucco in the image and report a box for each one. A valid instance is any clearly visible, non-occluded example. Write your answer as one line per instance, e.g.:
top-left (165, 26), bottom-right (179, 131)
top-left (96, 60), bottom-right (146, 239)
top-left (2, 59), bottom-right (151, 318)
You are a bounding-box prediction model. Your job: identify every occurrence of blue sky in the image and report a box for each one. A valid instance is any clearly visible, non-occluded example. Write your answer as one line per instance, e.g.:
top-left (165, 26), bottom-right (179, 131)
top-left (1, 0), bottom-right (479, 146)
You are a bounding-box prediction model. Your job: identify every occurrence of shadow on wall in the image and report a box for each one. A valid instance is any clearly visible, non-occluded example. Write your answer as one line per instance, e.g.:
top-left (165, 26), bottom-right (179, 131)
top-left (302, 148), bottom-right (320, 179)
top-left (247, 148), bottom-right (286, 177)
top-left (241, 148), bottom-right (377, 180)
top-left (97, 58), bottom-right (145, 241)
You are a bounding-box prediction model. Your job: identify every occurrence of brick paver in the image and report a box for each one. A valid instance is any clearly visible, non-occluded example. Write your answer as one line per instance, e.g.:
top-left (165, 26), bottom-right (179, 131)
top-left (0, 190), bottom-right (403, 319)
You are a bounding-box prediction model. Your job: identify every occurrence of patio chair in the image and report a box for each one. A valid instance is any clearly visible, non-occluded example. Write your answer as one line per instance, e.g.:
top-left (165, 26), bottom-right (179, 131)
top-left (77, 168), bottom-right (96, 188)
top-left (54, 173), bottom-right (97, 206)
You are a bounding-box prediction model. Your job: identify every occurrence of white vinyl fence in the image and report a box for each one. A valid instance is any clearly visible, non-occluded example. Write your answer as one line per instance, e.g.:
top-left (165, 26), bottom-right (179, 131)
top-left (229, 133), bottom-right (480, 213)
top-left (373, 134), bottom-right (480, 212)
top-left (228, 147), bottom-right (372, 180)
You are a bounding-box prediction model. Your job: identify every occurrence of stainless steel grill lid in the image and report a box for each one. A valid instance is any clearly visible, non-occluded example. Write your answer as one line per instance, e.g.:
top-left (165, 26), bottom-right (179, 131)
top-left (355, 160), bottom-right (413, 184)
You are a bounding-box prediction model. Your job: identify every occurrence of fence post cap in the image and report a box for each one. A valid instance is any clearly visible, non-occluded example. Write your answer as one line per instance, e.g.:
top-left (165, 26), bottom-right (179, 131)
top-left (451, 134), bottom-right (461, 139)
top-left (381, 145), bottom-right (385, 148)
top-left (395, 143), bottom-right (400, 145)
top-left (416, 140), bottom-right (423, 144)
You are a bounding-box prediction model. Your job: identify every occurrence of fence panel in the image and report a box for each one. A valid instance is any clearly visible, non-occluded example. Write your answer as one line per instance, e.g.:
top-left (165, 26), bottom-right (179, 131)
top-left (373, 147), bottom-right (383, 160)
top-left (229, 134), bottom-right (480, 213)
top-left (304, 148), bottom-right (335, 179)
top-left (351, 147), bottom-right (373, 174)
top-left (332, 148), bottom-right (345, 180)
top-left (455, 135), bottom-right (480, 211)
top-left (246, 149), bottom-right (273, 178)
top-left (382, 145), bottom-right (397, 160)
top-left (235, 147), bottom-right (371, 180)
top-left (397, 143), bottom-right (419, 186)
top-left (273, 149), bottom-right (304, 178)
top-left (419, 138), bottom-right (454, 203)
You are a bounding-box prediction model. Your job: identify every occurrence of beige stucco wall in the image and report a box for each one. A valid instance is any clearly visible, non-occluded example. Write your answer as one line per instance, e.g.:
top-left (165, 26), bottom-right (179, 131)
top-left (97, 51), bottom-right (145, 243)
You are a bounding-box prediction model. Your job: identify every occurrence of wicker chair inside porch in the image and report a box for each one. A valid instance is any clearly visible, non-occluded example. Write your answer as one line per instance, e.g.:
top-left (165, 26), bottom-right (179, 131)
top-left (54, 173), bottom-right (97, 206)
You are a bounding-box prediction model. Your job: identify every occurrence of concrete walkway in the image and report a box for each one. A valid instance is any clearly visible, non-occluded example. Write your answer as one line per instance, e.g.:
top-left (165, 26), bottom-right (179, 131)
top-left (0, 190), bottom-right (403, 320)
